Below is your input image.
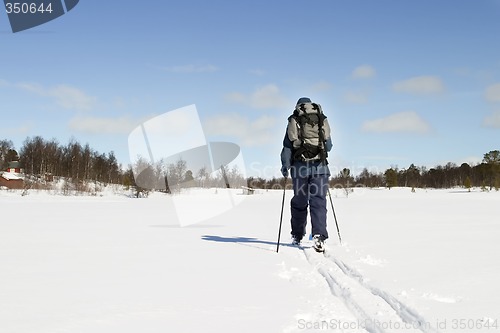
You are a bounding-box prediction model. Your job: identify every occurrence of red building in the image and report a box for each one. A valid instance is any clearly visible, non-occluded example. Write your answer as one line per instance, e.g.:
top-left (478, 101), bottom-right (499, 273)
top-left (1, 161), bottom-right (24, 189)
top-left (0, 172), bottom-right (24, 189)
top-left (7, 161), bottom-right (23, 174)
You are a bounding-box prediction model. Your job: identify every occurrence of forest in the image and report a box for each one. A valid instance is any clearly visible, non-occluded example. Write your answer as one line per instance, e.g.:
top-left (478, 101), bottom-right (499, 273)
top-left (1, 137), bottom-right (499, 193)
top-left (249, 152), bottom-right (500, 192)
top-left (0, 136), bottom-right (245, 194)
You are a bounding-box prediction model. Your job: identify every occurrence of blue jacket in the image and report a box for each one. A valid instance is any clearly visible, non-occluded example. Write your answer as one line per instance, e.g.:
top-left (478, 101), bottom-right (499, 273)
top-left (281, 131), bottom-right (333, 178)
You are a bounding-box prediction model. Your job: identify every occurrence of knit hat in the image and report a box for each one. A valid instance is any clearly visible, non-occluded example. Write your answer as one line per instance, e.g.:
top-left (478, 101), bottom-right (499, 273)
top-left (296, 97), bottom-right (311, 104)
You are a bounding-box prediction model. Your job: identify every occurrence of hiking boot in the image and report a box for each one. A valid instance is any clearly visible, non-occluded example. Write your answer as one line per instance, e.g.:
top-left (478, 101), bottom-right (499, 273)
top-left (312, 235), bottom-right (325, 252)
top-left (291, 235), bottom-right (303, 246)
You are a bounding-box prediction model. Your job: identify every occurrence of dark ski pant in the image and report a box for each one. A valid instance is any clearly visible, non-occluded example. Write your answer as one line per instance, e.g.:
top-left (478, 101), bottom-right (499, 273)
top-left (290, 174), bottom-right (329, 240)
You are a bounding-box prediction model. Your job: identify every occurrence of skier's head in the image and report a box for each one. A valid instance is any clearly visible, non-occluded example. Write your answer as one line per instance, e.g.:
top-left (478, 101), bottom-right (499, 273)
top-left (296, 97), bottom-right (311, 105)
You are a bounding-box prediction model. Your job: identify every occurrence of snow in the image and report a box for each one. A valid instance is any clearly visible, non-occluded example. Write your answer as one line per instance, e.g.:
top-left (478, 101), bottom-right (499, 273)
top-left (1, 187), bottom-right (499, 332)
top-left (1, 172), bottom-right (22, 180)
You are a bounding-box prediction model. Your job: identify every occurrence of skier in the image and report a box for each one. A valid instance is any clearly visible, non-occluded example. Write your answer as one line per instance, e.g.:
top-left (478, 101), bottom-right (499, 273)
top-left (280, 97), bottom-right (333, 252)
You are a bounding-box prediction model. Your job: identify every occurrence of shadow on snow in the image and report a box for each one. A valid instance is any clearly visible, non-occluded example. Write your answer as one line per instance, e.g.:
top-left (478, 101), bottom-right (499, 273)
top-left (202, 235), bottom-right (299, 252)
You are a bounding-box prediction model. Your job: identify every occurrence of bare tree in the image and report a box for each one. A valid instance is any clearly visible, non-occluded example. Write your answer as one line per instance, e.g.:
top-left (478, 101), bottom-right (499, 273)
top-left (0, 139), bottom-right (16, 170)
top-left (196, 166), bottom-right (210, 188)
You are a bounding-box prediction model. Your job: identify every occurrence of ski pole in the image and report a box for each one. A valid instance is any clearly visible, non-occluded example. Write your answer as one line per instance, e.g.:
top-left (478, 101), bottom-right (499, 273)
top-left (327, 187), bottom-right (342, 245)
top-left (276, 178), bottom-right (287, 253)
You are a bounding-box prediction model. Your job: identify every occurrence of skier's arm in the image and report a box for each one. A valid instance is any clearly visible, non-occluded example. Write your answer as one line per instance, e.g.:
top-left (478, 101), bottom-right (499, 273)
top-left (325, 137), bottom-right (333, 152)
top-left (282, 128), bottom-right (293, 149)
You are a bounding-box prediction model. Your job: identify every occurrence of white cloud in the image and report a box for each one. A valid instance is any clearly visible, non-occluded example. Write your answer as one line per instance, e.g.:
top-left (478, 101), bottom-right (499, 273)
top-left (225, 84), bottom-right (288, 110)
top-left (392, 76), bottom-right (445, 95)
top-left (485, 83), bottom-right (500, 102)
top-left (453, 67), bottom-right (493, 81)
top-left (250, 84), bottom-right (288, 109)
top-left (161, 64), bottom-right (219, 73)
top-left (344, 91), bottom-right (368, 104)
top-left (49, 85), bottom-right (97, 111)
top-left (15, 82), bottom-right (43, 94)
top-left (224, 92), bottom-right (247, 104)
top-left (0, 122), bottom-right (34, 136)
top-left (204, 114), bottom-right (277, 146)
top-left (17, 82), bottom-right (97, 111)
top-left (351, 65), bottom-right (376, 79)
top-left (69, 115), bottom-right (144, 134)
top-left (362, 111), bottom-right (431, 134)
top-left (483, 110), bottom-right (500, 128)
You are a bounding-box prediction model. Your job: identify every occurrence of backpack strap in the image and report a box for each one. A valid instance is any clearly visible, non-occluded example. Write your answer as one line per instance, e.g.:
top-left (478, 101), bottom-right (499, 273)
top-left (313, 103), bottom-right (328, 164)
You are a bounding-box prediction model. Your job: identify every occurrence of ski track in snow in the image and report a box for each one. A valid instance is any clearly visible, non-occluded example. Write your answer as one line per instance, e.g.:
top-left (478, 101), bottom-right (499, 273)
top-left (326, 252), bottom-right (439, 333)
top-left (301, 246), bottom-right (440, 333)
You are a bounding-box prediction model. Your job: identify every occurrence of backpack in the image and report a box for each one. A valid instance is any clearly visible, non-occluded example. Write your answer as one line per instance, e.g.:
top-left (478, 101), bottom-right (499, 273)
top-left (287, 102), bottom-right (330, 163)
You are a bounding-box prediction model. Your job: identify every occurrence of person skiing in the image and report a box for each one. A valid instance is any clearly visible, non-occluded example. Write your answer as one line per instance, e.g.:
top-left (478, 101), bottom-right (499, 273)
top-left (280, 97), bottom-right (333, 252)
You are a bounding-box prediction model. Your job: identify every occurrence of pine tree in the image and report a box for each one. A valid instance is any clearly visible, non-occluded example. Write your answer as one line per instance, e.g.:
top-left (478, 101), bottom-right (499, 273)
top-left (384, 168), bottom-right (398, 189)
top-left (483, 150), bottom-right (500, 190)
top-left (464, 176), bottom-right (472, 192)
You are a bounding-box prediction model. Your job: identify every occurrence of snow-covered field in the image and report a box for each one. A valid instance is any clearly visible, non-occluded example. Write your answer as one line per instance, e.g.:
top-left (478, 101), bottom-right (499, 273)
top-left (1, 187), bottom-right (499, 333)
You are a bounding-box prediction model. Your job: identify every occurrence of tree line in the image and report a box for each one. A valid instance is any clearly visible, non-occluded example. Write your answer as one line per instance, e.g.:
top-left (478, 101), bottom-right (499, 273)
top-left (2, 137), bottom-right (498, 192)
top-left (129, 156), bottom-right (246, 196)
top-left (1, 137), bottom-right (122, 186)
top-left (331, 150), bottom-right (500, 191)
top-left (248, 150), bottom-right (500, 191)
top-left (1, 136), bottom-right (246, 194)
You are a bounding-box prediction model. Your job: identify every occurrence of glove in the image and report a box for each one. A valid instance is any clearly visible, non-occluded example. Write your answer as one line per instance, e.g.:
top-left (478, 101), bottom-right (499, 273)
top-left (281, 166), bottom-right (288, 177)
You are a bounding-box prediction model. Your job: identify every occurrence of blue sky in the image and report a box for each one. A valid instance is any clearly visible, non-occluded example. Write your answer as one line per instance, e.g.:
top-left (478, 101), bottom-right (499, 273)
top-left (1, 0), bottom-right (500, 178)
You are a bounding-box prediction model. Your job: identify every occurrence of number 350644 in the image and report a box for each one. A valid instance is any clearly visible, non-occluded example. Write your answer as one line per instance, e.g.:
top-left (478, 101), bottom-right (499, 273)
top-left (5, 2), bottom-right (53, 14)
